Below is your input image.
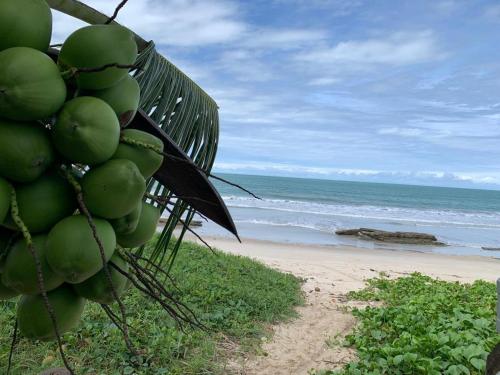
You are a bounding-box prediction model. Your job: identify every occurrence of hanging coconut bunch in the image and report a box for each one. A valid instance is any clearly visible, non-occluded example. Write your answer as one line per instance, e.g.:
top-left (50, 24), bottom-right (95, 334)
top-left (0, 0), bottom-right (168, 345)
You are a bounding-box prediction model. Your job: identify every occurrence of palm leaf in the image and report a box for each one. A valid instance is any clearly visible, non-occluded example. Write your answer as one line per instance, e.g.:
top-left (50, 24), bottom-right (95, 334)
top-left (47, 0), bottom-right (220, 268)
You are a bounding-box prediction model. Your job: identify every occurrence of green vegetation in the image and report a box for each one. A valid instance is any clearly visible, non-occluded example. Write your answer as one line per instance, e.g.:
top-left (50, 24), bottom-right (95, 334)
top-left (320, 273), bottom-right (499, 375)
top-left (0, 241), bottom-right (303, 374)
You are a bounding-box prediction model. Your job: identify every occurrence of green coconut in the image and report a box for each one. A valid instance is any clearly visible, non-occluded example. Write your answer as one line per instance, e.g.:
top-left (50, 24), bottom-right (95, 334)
top-left (3, 172), bottom-right (77, 233)
top-left (82, 159), bottom-right (146, 219)
top-left (17, 284), bottom-right (85, 340)
top-left (0, 119), bottom-right (55, 183)
top-left (0, 0), bottom-right (52, 53)
top-left (58, 25), bottom-right (138, 90)
top-left (0, 276), bottom-right (18, 300)
top-left (0, 177), bottom-right (11, 224)
top-left (52, 96), bottom-right (120, 165)
top-left (73, 253), bottom-right (129, 304)
top-left (0, 47), bottom-right (67, 121)
top-left (2, 235), bottom-right (64, 295)
top-left (84, 75), bottom-right (140, 127)
top-left (113, 129), bottom-right (164, 179)
top-left (46, 215), bottom-right (116, 284)
top-left (117, 202), bottom-right (161, 248)
top-left (110, 201), bottom-right (143, 235)
top-left (0, 0), bottom-right (52, 52)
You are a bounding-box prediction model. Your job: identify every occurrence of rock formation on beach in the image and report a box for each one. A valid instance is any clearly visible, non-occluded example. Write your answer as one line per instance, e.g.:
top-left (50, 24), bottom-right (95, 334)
top-left (335, 228), bottom-right (445, 246)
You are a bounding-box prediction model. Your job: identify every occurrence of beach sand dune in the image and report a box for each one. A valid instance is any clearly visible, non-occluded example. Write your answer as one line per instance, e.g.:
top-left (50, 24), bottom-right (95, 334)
top-left (188, 236), bottom-right (500, 375)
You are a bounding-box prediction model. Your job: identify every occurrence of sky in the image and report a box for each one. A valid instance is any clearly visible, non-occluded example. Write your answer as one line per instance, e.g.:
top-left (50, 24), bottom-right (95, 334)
top-left (52, 0), bottom-right (500, 189)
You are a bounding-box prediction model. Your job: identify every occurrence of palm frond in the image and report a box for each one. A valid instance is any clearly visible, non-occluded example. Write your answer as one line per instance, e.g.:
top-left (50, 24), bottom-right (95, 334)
top-left (47, 0), bottom-right (220, 268)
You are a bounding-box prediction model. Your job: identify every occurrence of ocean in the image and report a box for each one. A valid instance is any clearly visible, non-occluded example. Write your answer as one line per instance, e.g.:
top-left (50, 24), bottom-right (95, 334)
top-left (195, 173), bottom-right (500, 257)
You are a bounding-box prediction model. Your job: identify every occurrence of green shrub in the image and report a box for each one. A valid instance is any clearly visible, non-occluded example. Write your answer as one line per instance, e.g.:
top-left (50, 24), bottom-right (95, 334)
top-left (324, 273), bottom-right (499, 375)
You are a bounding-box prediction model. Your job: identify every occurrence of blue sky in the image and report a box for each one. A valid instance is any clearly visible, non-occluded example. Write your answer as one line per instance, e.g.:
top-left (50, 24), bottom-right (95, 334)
top-left (54, 1), bottom-right (500, 189)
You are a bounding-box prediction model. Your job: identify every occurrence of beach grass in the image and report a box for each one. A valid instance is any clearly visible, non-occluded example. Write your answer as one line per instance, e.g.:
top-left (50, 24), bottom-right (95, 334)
top-left (0, 240), bottom-right (304, 374)
top-left (318, 273), bottom-right (499, 375)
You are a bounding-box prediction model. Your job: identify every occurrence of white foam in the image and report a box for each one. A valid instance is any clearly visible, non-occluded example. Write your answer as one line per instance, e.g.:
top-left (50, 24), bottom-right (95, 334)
top-left (222, 195), bottom-right (500, 229)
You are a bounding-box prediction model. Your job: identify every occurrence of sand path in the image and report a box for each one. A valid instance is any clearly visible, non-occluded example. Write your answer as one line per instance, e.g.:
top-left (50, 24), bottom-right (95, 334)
top-left (189, 236), bottom-right (500, 375)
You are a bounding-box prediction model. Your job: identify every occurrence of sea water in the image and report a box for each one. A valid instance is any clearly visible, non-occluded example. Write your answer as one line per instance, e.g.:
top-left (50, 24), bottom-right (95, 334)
top-left (195, 173), bottom-right (500, 257)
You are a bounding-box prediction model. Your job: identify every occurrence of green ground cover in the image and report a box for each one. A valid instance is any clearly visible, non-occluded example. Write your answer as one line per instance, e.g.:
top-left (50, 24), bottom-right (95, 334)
top-left (0, 241), bottom-right (303, 374)
top-left (319, 273), bottom-right (499, 375)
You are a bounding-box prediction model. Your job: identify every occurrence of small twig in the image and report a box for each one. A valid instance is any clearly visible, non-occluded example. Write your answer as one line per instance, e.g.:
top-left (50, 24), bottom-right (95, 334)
top-left (63, 64), bottom-right (140, 81)
top-left (7, 318), bottom-right (18, 375)
top-left (75, 63), bottom-right (138, 74)
top-left (193, 211), bottom-right (209, 223)
top-left (10, 187), bottom-right (75, 375)
top-left (208, 174), bottom-right (262, 200)
top-left (105, 0), bottom-right (130, 24)
top-left (101, 304), bottom-right (129, 336)
top-left (115, 248), bottom-right (204, 326)
top-left (127, 254), bottom-right (181, 292)
top-left (144, 193), bottom-right (176, 207)
top-left (62, 166), bottom-right (136, 356)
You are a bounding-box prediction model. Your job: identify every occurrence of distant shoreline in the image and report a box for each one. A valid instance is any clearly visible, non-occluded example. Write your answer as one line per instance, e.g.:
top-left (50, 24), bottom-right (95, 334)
top-left (202, 174), bottom-right (500, 258)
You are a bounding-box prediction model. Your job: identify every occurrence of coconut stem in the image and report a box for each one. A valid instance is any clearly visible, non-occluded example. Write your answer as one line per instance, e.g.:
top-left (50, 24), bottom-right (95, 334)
top-left (6, 318), bottom-right (18, 375)
top-left (62, 166), bottom-right (137, 357)
top-left (126, 254), bottom-right (181, 291)
top-left (61, 63), bottom-right (140, 81)
top-left (100, 303), bottom-right (130, 336)
top-left (120, 135), bottom-right (163, 153)
top-left (112, 248), bottom-right (204, 330)
top-left (10, 186), bottom-right (75, 375)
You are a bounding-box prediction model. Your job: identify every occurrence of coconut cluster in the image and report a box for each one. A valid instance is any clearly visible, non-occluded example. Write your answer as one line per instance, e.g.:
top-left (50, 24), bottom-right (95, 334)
top-left (0, 0), bottom-right (164, 341)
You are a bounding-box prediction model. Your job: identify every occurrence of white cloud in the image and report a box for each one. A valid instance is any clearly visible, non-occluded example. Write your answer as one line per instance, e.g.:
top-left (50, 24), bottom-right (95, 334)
top-left (420, 100), bottom-right (499, 113)
top-left (308, 77), bottom-right (340, 86)
top-left (378, 127), bottom-right (425, 137)
top-left (212, 27), bottom-right (326, 82)
top-left (52, 0), bottom-right (325, 50)
top-left (433, 0), bottom-right (462, 14)
top-left (216, 49), bottom-right (274, 82)
top-left (272, 0), bottom-right (364, 16)
top-left (296, 31), bottom-right (441, 66)
top-left (484, 4), bottom-right (500, 20)
top-left (51, 0), bottom-right (246, 46)
top-left (214, 162), bottom-right (382, 176)
top-left (242, 29), bottom-right (327, 49)
top-left (214, 162), bottom-right (500, 186)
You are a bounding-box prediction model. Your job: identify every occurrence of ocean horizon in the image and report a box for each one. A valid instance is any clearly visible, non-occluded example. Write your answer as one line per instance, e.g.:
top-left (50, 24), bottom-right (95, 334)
top-left (192, 173), bottom-right (500, 258)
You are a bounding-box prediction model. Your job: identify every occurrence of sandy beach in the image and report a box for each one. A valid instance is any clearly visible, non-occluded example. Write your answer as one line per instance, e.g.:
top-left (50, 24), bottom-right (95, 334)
top-left (187, 235), bottom-right (500, 374)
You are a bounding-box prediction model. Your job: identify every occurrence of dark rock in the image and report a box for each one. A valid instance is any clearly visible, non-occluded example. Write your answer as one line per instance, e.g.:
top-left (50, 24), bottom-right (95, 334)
top-left (335, 227), bottom-right (445, 246)
top-left (482, 247), bottom-right (500, 251)
top-left (335, 228), bottom-right (360, 236)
